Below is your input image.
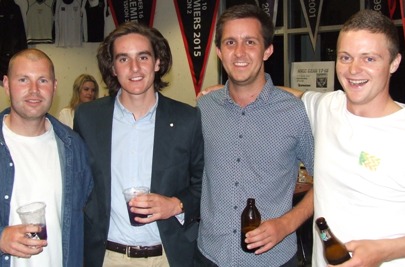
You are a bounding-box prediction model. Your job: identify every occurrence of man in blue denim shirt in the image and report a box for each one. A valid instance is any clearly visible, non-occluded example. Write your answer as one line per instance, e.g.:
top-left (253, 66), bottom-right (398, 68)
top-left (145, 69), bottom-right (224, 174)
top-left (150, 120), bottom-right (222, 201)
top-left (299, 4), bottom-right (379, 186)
top-left (0, 48), bottom-right (93, 267)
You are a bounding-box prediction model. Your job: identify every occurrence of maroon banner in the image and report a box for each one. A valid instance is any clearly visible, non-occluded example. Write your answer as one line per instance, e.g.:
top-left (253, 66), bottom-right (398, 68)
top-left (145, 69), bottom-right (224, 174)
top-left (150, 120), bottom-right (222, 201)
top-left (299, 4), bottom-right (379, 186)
top-left (299, 0), bottom-right (324, 51)
top-left (108, 0), bottom-right (156, 27)
top-left (388, 0), bottom-right (397, 19)
top-left (174, 0), bottom-right (219, 95)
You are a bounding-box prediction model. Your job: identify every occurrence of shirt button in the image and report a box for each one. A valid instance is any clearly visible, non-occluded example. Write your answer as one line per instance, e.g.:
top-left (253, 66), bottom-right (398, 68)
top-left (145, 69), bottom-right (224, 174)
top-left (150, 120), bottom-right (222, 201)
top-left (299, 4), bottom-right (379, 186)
top-left (5, 256), bottom-right (9, 260)
top-left (242, 112), bottom-right (245, 115)
top-left (9, 162), bottom-right (13, 167)
top-left (236, 158), bottom-right (240, 163)
top-left (233, 229), bottom-right (237, 234)
top-left (4, 195), bottom-right (9, 200)
top-left (235, 182), bottom-right (239, 186)
top-left (234, 206), bottom-right (237, 210)
top-left (239, 134), bottom-right (243, 138)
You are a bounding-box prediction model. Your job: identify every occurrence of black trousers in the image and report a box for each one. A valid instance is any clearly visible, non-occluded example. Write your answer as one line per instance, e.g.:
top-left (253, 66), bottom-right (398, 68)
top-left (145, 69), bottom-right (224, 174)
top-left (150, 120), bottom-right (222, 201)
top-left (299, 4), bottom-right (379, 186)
top-left (193, 247), bottom-right (299, 267)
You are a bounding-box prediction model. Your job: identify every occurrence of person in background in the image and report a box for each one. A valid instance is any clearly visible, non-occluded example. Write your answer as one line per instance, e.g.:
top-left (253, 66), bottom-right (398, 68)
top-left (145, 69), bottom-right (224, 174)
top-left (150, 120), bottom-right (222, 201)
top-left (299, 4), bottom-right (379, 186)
top-left (0, 48), bottom-right (93, 267)
top-left (202, 8), bottom-right (405, 267)
top-left (195, 4), bottom-right (314, 267)
top-left (58, 74), bottom-right (99, 128)
top-left (74, 21), bottom-right (204, 267)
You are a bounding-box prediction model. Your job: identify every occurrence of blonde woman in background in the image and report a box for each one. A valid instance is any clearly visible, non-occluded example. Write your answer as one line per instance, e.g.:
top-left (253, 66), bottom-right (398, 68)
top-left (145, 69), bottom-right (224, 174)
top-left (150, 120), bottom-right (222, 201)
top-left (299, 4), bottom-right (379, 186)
top-left (58, 74), bottom-right (99, 128)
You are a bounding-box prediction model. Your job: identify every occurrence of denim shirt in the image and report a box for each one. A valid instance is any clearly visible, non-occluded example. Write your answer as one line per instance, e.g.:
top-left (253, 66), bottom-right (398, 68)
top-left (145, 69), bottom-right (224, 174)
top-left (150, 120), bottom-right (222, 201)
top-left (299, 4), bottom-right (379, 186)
top-left (0, 108), bottom-right (93, 267)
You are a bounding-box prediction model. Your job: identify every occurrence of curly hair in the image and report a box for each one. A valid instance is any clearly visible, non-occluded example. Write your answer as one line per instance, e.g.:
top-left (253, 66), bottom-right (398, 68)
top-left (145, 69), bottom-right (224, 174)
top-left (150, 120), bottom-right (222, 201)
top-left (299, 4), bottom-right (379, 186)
top-left (97, 22), bottom-right (172, 96)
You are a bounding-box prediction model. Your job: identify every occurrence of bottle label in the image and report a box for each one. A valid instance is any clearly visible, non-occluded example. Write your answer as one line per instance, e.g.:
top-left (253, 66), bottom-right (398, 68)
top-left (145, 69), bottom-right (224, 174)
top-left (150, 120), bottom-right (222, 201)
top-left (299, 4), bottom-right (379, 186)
top-left (320, 230), bottom-right (331, 241)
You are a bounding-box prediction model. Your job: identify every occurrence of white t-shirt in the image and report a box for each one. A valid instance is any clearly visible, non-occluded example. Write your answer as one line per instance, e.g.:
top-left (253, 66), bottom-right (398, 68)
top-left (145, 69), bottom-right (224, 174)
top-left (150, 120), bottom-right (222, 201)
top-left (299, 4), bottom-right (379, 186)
top-left (4, 118), bottom-right (63, 267)
top-left (302, 90), bottom-right (405, 267)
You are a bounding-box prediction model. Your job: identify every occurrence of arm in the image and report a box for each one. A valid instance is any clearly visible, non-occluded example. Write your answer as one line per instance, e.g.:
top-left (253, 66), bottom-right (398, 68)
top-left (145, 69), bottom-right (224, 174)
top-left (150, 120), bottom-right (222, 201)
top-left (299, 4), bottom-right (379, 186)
top-left (245, 188), bottom-right (314, 254)
top-left (332, 237), bottom-right (405, 267)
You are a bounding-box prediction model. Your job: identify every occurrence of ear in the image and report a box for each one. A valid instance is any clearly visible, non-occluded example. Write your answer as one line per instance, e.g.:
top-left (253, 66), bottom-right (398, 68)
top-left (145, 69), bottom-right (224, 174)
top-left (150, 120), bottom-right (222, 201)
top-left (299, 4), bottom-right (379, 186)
top-left (111, 66), bottom-right (117, 76)
top-left (3, 75), bottom-right (10, 97)
top-left (216, 46), bottom-right (223, 61)
top-left (390, 53), bottom-right (402, 74)
top-left (154, 58), bottom-right (160, 72)
top-left (53, 79), bottom-right (58, 95)
top-left (263, 44), bottom-right (274, 61)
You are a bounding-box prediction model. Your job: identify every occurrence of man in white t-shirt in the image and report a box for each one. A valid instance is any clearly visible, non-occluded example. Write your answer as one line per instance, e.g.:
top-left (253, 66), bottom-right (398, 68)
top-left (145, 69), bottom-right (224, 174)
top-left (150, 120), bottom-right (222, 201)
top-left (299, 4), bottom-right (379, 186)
top-left (288, 9), bottom-right (405, 267)
top-left (0, 48), bottom-right (93, 267)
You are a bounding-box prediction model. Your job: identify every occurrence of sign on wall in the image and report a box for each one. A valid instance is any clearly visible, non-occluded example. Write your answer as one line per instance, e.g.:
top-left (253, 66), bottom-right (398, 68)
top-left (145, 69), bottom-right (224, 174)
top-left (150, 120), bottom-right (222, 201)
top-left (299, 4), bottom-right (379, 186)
top-left (291, 61), bottom-right (334, 92)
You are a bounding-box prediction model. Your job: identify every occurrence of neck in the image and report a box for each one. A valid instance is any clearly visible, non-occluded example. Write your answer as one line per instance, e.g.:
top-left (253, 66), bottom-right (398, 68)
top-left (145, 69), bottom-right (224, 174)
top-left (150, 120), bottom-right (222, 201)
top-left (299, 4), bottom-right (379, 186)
top-left (348, 98), bottom-right (402, 118)
top-left (4, 114), bottom-right (48, 137)
top-left (120, 91), bottom-right (157, 120)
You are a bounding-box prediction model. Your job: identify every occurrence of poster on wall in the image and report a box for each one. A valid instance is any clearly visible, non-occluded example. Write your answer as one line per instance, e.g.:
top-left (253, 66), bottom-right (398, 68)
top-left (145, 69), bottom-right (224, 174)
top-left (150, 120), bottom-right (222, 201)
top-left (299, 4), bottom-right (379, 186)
top-left (108, 0), bottom-right (156, 27)
top-left (291, 61), bottom-right (334, 93)
top-left (173, 0), bottom-right (219, 96)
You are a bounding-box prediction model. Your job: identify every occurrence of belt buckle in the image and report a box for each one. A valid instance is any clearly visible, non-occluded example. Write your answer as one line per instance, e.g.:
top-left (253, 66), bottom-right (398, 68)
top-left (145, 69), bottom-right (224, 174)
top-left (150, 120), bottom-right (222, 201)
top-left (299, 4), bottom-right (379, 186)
top-left (126, 245), bottom-right (142, 258)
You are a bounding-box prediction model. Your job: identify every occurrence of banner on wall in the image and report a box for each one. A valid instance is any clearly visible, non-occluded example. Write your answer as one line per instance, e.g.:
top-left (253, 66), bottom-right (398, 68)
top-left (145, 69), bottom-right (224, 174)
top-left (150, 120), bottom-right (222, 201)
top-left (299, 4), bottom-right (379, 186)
top-left (291, 61), bottom-right (334, 93)
top-left (174, 0), bottom-right (219, 95)
top-left (400, 0), bottom-right (405, 40)
top-left (299, 0), bottom-right (324, 51)
top-left (225, 0), bottom-right (279, 25)
top-left (108, 0), bottom-right (156, 27)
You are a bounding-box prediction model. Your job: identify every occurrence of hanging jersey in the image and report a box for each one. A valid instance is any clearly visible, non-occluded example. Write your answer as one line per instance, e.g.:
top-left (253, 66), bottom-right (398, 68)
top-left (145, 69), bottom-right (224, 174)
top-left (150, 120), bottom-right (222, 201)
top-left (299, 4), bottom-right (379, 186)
top-left (26, 0), bottom-right (54, 44)
top-left (55, 0), bottom-right (82, 47)
top-left (82, 0), bottom-right (104, 42)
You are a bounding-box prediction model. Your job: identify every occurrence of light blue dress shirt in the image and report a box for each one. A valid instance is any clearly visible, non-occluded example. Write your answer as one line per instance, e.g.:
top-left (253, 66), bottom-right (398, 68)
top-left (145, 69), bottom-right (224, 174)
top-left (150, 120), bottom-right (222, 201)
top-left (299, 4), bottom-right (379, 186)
top-left (108, 90), bottom-right (162, 246)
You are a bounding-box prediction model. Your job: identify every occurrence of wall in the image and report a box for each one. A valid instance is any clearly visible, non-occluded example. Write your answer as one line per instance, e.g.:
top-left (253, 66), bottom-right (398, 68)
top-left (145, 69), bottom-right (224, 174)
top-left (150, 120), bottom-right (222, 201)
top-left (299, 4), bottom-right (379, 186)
top-left (0, 0), bottom-right (219, 116)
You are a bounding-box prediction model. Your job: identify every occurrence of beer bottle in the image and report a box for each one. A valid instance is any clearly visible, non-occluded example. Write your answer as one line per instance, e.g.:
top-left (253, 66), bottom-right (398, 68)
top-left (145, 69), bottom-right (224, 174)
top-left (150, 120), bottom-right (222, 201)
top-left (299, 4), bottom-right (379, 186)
top-left (315, 217), bottom-right (351, 265)
top-left (241, 198), bottom-right (261, 253)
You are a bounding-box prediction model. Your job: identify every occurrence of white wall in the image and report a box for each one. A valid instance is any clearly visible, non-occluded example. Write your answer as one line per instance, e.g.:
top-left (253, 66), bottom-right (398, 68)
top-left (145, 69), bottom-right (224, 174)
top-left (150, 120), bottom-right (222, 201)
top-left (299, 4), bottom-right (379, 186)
top-left (0, 0), bottom-right (219, 116)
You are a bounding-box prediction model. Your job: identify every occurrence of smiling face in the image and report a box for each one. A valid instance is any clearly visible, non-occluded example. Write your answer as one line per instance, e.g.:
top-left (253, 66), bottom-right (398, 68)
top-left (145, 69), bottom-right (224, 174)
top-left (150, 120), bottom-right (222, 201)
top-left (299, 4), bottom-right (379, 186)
top-left (111, 33), bottom-right (160, 99)
top-left (4, 54), bottom-right (56, 124)
top-left (336, 30), bottom-right (401, 115)
top-left (216, 18), bottom-right (273, 90)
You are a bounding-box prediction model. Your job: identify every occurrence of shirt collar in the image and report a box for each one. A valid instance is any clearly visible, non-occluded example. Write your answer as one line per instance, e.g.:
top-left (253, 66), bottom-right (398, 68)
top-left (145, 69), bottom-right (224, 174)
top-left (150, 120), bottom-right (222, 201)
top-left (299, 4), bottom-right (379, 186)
top-left (114, 89), bottom-right (159, 122)
top-left (223, 73), bottom-right (275, 107)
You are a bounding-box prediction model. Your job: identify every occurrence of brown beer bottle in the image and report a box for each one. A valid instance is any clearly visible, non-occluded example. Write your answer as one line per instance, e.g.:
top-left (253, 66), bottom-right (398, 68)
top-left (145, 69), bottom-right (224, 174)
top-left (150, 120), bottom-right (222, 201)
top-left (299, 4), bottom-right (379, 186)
top-left (316, 217), bottom-right (351, 265)
top-left (241, 198), bottom-right (261, 253)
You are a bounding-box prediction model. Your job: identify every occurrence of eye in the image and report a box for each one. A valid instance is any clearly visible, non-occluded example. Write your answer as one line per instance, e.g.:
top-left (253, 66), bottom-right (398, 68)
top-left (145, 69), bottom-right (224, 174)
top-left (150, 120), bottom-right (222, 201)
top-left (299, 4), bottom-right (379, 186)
top-left (117, 56), bottom-right (128, 63)
top-left (39, 78), bottom-right (49, 84)
top-left (224, 40), bottom-right (235, 46)
top-left (246, 40), bottom-right (256, 45)
top-left (364, 56), bottom-right (375, 63)
top-left (338, 55), bottom-right (352, 63)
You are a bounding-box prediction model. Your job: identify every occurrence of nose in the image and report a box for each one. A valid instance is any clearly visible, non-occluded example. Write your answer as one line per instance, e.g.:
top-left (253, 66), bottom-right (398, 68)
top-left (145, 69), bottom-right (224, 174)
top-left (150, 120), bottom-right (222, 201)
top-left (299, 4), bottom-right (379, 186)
top-left (29, 82), bottom-right (39, 94)
top-left (348, 59), bottom-right (362, 74)
top-left (234, 43), bottom-right (245, 57)
top-left (131, 59), bottom-right (140, 72)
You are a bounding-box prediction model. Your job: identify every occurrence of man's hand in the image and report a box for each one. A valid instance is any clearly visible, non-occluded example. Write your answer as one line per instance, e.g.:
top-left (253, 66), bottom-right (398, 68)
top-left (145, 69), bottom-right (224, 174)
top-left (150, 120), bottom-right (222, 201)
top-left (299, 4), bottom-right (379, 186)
top-left (244, 217), bottom-right (289, 255)
top-left (330, 239), bottom-right (399, 267)
top-left (129, 193), bottom-right (182, 224)
top-left (0, 224), bottom-right (47, 258)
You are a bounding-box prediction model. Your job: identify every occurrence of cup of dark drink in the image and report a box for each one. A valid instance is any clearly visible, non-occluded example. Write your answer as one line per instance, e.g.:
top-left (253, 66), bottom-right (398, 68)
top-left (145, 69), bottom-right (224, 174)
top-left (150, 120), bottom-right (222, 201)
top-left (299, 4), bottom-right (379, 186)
top-left (16, 202), bottom-right (47, 240)
top-left (122, 186), bottom-right (150, 226)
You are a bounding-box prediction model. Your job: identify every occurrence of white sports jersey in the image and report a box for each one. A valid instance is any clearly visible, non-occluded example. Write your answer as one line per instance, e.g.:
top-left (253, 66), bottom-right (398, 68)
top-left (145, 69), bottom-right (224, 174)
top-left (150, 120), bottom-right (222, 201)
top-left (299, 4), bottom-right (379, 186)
top-left (55, 0), bottom-right (82, 47)
top-left (26, 0), bottom-right (54, 44)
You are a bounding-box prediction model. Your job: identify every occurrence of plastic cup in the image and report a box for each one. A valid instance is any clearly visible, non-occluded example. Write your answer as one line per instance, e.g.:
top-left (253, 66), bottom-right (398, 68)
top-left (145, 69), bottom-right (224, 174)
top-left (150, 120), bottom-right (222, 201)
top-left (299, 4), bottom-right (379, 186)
top-left (16, 202), bottom-right (47, 240)
top-left (122, 186), bottom-right (150, 226)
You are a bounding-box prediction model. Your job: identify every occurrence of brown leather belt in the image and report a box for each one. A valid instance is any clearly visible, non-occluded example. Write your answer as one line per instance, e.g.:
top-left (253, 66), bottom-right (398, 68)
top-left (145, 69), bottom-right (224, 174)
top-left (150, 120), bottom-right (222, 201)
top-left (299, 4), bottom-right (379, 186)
top-left (106, 240), bottom-right (162, 258)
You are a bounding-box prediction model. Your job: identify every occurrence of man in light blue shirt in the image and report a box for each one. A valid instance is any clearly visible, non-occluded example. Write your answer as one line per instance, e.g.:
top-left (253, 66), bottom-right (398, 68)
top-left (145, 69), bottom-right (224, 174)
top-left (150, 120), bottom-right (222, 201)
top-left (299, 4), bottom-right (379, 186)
top-left (74, 22), bottom-right (204, 267)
